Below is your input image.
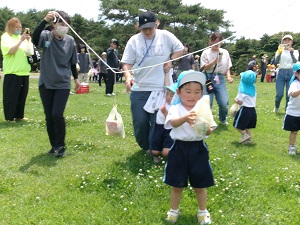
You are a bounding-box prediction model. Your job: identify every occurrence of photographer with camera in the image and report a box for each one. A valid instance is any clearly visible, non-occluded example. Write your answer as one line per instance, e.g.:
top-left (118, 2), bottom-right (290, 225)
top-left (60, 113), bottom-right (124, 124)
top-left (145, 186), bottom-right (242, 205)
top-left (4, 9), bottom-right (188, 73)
top-left (273, 34), bottom-right (299, 113)
top-left (1, 17), bottom-right (32, 122)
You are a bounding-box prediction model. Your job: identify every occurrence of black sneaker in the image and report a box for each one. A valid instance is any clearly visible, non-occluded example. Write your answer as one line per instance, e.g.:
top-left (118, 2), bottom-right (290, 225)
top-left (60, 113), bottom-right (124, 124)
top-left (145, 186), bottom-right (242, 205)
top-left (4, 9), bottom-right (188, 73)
top-left (54, 146), bottom-right (66, 157)
top-left (48, 148), bottom-right (55, 154)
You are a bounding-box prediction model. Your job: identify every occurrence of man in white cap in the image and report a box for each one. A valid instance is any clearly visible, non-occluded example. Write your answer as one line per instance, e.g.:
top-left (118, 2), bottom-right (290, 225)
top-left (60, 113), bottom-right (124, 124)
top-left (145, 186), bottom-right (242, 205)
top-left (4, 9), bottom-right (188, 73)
top-left (273, 34), bottom-right (299, 113)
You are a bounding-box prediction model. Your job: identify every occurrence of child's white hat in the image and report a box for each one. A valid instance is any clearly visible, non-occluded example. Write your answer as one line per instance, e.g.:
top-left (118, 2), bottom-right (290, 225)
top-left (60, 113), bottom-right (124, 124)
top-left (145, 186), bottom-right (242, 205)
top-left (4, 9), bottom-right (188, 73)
top-left (177, 70), bottom-right (206, 88)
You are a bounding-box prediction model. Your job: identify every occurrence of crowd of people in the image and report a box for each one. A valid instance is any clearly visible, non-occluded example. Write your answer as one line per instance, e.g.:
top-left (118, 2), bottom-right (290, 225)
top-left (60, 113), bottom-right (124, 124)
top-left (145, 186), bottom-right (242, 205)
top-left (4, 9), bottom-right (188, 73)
top-left (2, 9), bottom-right (300, 224)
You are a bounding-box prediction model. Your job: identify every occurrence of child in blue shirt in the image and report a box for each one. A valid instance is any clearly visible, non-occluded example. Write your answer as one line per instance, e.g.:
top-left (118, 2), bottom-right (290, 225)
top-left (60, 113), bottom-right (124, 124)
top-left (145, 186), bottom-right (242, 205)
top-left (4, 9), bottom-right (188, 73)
top-left (233, 70), bottom-right (257, 144)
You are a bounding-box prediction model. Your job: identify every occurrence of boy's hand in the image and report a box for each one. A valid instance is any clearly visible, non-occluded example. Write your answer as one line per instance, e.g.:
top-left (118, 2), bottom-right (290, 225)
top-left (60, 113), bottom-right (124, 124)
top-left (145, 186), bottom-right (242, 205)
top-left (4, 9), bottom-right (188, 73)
top-left (206, 127), bottom-right (214, 135)
top-left (187, 111), bottom-right (197, 126)
top-left (160, 105), bottom-right (168, 117)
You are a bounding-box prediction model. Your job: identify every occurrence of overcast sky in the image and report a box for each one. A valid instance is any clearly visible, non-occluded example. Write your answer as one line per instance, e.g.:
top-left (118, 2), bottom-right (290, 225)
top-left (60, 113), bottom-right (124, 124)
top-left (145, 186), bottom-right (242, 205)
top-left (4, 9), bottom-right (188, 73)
top-left (1, 0), bottom-right (299, 40)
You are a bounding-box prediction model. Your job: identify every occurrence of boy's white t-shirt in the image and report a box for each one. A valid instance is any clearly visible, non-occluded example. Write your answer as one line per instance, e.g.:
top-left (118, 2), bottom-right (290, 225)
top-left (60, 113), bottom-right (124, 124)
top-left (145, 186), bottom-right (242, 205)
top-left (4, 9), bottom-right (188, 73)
top-left (121, 29), bottom-right (184, 91)
top-left (156, 102), bottom-right (170, 125)
top-left (286, 79), bottom-right (300, 116)
top-left (165, 103), bottom-right (206, 141)
top-left (235, 93), bottom-right (256, 107)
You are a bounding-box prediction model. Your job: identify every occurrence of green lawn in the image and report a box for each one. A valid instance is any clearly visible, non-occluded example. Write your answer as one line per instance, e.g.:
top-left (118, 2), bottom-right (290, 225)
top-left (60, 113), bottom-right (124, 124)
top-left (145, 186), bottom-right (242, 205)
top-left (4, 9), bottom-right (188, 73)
top-left (0, 76), bottom-right (299, 224)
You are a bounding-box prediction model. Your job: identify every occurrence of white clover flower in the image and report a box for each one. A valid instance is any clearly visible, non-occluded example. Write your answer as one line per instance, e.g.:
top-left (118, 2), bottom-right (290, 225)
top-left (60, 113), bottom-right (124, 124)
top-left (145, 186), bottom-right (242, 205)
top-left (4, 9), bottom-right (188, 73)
top-left (124, 208), bottom-right (127, 211)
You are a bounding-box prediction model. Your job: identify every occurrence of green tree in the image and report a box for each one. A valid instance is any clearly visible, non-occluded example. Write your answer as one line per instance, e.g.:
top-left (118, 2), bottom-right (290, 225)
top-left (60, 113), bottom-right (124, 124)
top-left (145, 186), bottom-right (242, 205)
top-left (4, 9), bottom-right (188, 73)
top-left (99, 0), bottom-right (233, 52)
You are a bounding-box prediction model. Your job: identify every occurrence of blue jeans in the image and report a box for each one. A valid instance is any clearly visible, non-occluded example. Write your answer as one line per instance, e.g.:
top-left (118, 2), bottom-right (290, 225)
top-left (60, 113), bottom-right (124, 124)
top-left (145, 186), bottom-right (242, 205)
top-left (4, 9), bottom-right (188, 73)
top-left (206, 73), bottom-right (229, 123)
top-left (130, 91), bottom-right (157, 150)
top-left (275, 69), bottom-right (293, 109)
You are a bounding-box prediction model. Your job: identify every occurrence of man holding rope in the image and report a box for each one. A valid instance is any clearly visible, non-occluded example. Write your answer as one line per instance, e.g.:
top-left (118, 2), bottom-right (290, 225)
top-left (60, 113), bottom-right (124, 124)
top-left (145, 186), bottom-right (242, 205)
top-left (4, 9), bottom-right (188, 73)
top-left (121, 11), bottom-right (184, 154)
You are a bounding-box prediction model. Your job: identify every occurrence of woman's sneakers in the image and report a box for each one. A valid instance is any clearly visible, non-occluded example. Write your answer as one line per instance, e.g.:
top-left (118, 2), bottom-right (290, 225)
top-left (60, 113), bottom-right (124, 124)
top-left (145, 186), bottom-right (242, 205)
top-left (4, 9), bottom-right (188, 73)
top-left (49, 146), bottom-right (66, 157)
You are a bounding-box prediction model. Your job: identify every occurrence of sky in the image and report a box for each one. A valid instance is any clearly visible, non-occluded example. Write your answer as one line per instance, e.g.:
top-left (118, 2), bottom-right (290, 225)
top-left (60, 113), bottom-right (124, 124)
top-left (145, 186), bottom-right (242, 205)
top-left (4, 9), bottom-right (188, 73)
top-left (1, 0), bottom-right (300, 40)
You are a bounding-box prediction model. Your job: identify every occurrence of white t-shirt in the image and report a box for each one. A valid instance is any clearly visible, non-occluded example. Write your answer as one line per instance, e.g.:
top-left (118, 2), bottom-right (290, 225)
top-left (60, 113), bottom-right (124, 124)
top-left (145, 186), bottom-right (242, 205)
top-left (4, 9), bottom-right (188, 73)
top-left (165, 103), bottom-right (206, 141)
top-left (276, 49), bottom-right (299, 69)
top-left (235, 93), bottom-right (256, 107)
top-left (156, 102), bottom-right (170, 124)
top-left (286, 79), bottom-right (300, 116)
top-left (121, 29), bottom-right (184, 91)
top-left (200, 48), bottom-right (232, 74)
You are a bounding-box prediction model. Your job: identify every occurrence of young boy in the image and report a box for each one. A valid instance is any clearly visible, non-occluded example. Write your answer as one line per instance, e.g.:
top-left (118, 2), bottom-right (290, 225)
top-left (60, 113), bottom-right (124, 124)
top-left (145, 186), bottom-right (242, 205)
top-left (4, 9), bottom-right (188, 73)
top-left (283, 62), bottom-right (300, 155)
top-left (233, 70), bottom-right (257, 144)
top-left (151, 83), bottom-right (177, 162)
top-left (164, 70), bottom-right (216, 224)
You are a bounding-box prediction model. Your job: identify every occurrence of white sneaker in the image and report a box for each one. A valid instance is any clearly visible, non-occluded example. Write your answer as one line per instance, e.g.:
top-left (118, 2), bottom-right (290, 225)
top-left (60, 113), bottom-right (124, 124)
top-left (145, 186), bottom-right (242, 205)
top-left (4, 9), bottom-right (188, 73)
top-left (242, 139), bottom-right (253, 145)
top-left (106, 93), bottom-right (111, 96)
top-left (273, 107), bottom-right (279, 113)
top-left (221, 121), bottom-right (228, 126)
top-left (166, 209), bottom-right (180, 223)
top-left (239, 133), bottom-right (251, 143)
top-left (197, 209), bottom-right (211, 224)
top-left (111, 93), bottom-right (115, 96)
top-left (288, 145), bottom-right (296, 155)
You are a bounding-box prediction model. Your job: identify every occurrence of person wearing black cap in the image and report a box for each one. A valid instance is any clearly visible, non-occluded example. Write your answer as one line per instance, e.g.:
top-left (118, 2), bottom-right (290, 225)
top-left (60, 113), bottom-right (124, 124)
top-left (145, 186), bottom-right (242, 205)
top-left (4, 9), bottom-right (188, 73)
top-left (106, 38), bottom-right (120, 96)
top-left (121, 11), bottom-right (184, 154)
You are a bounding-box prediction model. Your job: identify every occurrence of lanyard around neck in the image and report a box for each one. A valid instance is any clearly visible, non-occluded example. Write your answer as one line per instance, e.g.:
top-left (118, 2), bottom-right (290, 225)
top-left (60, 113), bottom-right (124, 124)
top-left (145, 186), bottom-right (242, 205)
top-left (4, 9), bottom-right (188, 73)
top-left (138, 35), bottom-right (156, 66)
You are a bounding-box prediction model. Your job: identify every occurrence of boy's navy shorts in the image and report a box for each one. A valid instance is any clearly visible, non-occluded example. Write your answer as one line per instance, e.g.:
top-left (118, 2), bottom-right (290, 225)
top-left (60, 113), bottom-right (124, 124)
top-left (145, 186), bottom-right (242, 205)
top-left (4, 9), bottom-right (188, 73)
top-left (151, 124), bottom-right (174, 151)
top-left (233, 106), bottom-right (257, 130)
top-left (163, 140), bottom-right (214, 188)
top-left (283, 114), bottom-right (300, 131)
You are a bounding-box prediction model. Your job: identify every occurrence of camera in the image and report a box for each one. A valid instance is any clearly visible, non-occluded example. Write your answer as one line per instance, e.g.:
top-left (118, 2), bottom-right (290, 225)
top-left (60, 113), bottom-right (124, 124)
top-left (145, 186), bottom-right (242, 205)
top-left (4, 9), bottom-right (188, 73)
top-left (280, 44), bottom-right (289, 49)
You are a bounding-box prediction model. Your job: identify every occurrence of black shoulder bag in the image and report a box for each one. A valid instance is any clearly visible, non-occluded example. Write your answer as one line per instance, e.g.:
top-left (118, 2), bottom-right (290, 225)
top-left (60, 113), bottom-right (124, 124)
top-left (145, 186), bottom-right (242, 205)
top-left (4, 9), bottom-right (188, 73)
top-left (27, 45), bottom-right (41, 64)
top-left (204, 64), bottom-right (217, 94)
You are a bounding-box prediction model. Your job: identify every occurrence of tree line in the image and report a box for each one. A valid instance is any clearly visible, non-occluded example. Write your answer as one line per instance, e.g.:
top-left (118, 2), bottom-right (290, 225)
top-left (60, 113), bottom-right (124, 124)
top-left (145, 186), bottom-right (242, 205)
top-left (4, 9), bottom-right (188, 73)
top-left (0, 0), bottom-right (299, 74)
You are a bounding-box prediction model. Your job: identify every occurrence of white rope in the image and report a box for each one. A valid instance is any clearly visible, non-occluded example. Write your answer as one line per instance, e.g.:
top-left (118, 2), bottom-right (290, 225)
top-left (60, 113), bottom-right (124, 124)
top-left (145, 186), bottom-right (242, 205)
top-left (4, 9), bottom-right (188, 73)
top-left (53, 0), bottom-right (298, 76)
top-left (281, 0), bottom-right (294, 40)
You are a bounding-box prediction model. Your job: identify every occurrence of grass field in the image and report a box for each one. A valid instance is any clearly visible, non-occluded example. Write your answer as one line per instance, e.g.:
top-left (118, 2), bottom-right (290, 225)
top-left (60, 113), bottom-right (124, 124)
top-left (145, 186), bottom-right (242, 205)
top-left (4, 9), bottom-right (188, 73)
top-left (0, 75), bottom-right (299, 225)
